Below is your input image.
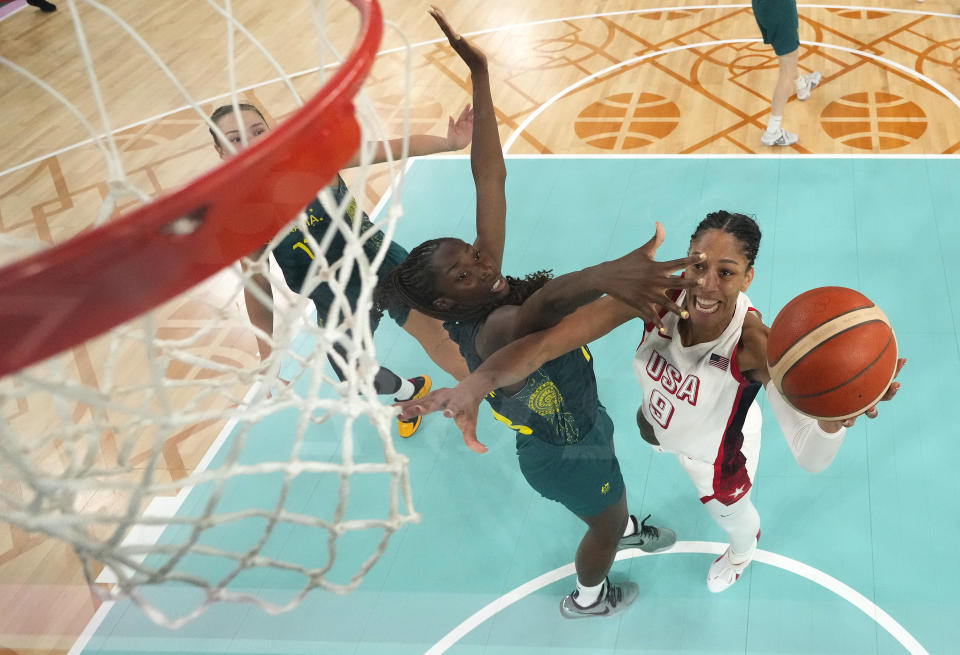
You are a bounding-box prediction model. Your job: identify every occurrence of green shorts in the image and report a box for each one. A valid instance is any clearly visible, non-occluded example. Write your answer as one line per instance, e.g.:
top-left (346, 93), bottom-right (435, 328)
top-left (515, 406), bottom-right (625, 517)
top-left (310, 240), bottom-right (411, 330)
top-left (752, 0), bottom-right (799, 56)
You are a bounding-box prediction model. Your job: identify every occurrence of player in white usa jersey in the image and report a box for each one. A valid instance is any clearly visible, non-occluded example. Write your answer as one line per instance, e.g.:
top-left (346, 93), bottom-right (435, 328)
top-left (398, 210), bottom-right (906, 594)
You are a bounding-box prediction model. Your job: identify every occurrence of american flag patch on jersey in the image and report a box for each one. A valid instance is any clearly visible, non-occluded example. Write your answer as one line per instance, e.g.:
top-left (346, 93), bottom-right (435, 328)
top-left (708, 353), bottom-right (730, 371)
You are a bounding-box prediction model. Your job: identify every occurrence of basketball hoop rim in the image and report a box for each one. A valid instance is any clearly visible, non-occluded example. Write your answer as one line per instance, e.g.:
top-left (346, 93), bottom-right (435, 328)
top-left (0, 0), bottom-right (383, 378)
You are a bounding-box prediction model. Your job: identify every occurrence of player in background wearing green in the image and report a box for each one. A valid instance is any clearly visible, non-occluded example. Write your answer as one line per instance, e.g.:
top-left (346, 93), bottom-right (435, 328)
top-left (210, 101), bottom-right (473, 437)
top-left (754, 0), bottom-right (822, 146)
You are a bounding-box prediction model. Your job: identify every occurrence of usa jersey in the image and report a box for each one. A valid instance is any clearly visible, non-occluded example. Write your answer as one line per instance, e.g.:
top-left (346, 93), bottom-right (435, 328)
top-left (633, 291), bottom-right (761, 465)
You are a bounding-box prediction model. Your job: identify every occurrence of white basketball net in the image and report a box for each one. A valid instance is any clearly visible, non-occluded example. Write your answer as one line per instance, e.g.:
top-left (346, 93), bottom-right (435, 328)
top-left (0, 0), bottom-right (419, 628)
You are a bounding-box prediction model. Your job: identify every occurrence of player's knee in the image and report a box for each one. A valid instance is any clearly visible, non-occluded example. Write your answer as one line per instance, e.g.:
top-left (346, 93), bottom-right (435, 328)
top-left (587, 523), bottom-right (622, 550)
top-left (588, 498), bottom-right (628, 546)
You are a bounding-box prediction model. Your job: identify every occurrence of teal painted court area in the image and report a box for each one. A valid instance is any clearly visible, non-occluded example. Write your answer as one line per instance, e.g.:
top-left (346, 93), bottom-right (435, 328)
top-left (80, 157), bottom-right (958, 654)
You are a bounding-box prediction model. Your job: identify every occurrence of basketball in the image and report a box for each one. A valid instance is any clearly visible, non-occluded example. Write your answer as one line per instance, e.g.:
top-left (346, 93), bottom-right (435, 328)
top-left (766, 287), bottom-right (898, 421)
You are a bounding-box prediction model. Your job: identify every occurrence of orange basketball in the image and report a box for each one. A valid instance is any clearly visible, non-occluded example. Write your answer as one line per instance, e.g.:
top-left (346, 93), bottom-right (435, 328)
top-left (766, 287), bottom-right (898, 421)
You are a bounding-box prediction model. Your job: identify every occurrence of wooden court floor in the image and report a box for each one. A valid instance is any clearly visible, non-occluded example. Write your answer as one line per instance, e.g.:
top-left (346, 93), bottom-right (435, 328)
top-left (1, 0), bottom-right (959, 653)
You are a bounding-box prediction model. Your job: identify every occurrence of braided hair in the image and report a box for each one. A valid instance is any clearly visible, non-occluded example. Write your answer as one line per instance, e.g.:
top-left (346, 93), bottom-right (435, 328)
top-left (690, 210), bottom-right (761, 267)
top-left (374, 237), bottom-right (553, 323)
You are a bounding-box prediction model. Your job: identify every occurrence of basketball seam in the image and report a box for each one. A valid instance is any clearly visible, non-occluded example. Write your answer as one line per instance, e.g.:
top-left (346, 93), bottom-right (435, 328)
top-left (782, 326), bottom-right (893, 400)
top-left (798, 332), bottom-right (900, 422)
top-left (768, 306), bottom-right (890, 391)
top-left (778, 288), bottom-right (866, 317)
top-left (767, 302), bottom-right (875, 366)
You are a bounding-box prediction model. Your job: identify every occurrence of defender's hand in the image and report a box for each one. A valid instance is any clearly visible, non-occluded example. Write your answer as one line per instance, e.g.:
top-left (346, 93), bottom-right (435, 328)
top-left (396, 384), bottom-right (487, 453)
top-left (601, 222), bottom-right (704, 333)
top-left (429, 6), bottom-right (487, 72)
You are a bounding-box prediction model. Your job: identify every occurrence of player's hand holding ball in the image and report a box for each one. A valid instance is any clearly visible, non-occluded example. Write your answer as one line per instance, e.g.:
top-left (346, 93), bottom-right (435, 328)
top-left (766, 286), bottom-right (906, 432)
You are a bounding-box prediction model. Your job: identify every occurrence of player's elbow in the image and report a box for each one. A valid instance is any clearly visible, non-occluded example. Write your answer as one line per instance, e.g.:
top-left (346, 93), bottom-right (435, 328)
top-left (521, 334), bottom-right (564, 371)
top-left (794, 450), bottom-right (837, 474)
top-left (798, 459), bottom-right (829, 475)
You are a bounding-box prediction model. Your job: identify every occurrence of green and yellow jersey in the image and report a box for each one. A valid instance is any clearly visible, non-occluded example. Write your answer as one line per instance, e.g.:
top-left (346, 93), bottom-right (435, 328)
top-left (445, 317), bottom-right (600, 446)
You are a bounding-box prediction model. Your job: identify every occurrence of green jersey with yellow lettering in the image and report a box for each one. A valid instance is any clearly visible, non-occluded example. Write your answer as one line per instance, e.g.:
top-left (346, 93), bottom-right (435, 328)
top-left (271, 175), bottom-right (409, 326)
top-left (445, 313), bottom-right (624, 516)
top-left (444, 316), bottom-right (600, 445)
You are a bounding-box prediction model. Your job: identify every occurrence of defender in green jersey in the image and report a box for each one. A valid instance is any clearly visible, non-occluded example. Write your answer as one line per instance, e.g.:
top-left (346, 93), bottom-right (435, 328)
top-left (377, 8), bottom-right (698, 620)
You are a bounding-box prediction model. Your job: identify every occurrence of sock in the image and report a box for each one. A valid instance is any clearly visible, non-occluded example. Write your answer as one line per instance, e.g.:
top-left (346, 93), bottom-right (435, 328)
top-left (707, 495), bottom-right (760, 557)
top-left (795, 75), bottom-right (807, 90)
top-left (371, 366), bottom-right (402, 396)
top-left (765, 115), bottom-right (782, 134)
top-left (728, 531), bottom-right (759, 566)
top-left (728, 541), bottom-right (756, 565)
top-left (393, 378), bottom-right (416, 402)
top-left (574, 579), bottom-right (605, 608)
top-left (622, 514), bottom-right (637, 538)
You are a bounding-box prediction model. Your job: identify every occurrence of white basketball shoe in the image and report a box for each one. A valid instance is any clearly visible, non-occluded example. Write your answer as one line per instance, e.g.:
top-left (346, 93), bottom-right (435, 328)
top-left (796, 71), bottom-right (822, 101)
top-left (706, 532), bottom-right (759, 593)
top-left (760, 127), bottom-right (798, 147)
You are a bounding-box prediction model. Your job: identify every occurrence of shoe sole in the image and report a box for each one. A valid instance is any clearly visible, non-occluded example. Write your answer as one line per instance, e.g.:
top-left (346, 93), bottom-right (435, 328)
top-left (559, 583), bottom-right (639, 619)
top-left (706, 552), bottom-right (746, 593)
top-left (397, 415), bottom-right (421, 438)
top-left (397, 376), bottom-right (431, 438)
top-left (706, 530), bottom-right (761, 592)
top-left (761, 137), bottom-right (798, 147)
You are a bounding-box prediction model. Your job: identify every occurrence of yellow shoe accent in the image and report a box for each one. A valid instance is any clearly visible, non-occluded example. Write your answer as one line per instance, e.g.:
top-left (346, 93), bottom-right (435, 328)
top-left (397, 415), bottom-right (422, 439)
top-left (397, 375), bottom-right (431, 438)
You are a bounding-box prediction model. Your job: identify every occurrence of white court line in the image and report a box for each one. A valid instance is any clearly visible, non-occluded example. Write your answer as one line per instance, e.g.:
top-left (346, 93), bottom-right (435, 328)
top-left (503, 39), bottom-right (960, 153)
top-left (425, 541), bottom-right (930, 655)
top-left (4, 4), bottom-right (959, 178)
top-left (67, 600), bottom-right (116, 655)
top-left (0, 2), bottom-right (27, 23)
top-left (422, 153), bottom-right (960, 159)
top-left (66, 379), bottom-right (266, 655)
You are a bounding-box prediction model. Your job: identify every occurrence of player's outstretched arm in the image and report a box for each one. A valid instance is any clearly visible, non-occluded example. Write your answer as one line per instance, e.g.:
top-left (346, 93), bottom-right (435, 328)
top-left (429, 5), bottom-right (506, 270)
top-left (343, 104), bottom-right (474, 167)
top-left (739, 314), bottom-right (907, 472)
top-left (396, 296), bottom-right (639, 452)
top-left (504, 222), bottom-right (704, 340)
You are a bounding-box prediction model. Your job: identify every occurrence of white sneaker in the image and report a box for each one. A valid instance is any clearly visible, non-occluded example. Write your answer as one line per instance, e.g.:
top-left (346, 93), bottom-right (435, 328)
top-left (760, 127), bottom-right (798, 147)
top-left (706, 537), bottom-right (757, 593)
top-left (796, 71), bottom-right (822, 101)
